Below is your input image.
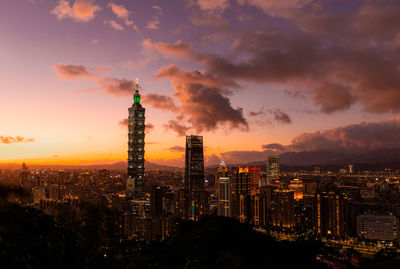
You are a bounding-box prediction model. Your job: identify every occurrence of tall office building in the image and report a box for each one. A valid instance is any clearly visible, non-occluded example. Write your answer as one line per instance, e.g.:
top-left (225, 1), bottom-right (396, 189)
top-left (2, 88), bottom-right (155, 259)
top-left (266, 156), bottom-right (279, 183)
top-left (185, 135), bottom-right (208, 220)
top-left (215, 160), bottom-right (228, 191)
top-left (313, 191), bottom-right (351, 237)
top-left (185, 135), bottom-right (204, 192)
top-left (127, 79), bottom-right (146, 199)
top-left (272, 189), bottom-right (295, 228)
top-left (232, 167), bottom-right (251, 219)
top-left (218, 176), bottom-right (231, 217)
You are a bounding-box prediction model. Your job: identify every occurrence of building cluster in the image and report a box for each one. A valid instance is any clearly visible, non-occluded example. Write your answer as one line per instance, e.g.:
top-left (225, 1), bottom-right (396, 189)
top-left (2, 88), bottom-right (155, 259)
top-left (2, 80), bottom-right (400, 248)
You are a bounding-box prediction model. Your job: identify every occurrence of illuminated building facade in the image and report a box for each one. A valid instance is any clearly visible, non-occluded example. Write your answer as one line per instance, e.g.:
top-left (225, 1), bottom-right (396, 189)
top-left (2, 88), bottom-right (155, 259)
top-left (272, 189), bottom-right (295, 228)
top-left (313, 191), bottom-right (350, 237)
top-left (215, 160), bottom-right (228, 191)
top-left (127, 79), bottom-right (146, 199)
top-left (249, 167), bottom-right (260, 187)
top-left (218, 176), bottom-right (231, 217)
top-left (266, 156), bottom-right (279, 183)
top-left (232, 167), bottom-right (251, 219)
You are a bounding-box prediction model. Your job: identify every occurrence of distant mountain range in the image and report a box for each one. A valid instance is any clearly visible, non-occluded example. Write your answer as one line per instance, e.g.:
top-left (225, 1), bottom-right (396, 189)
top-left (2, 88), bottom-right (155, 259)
top-left (0, 161), bottom-right (180, 171)
top-left (207, 148), bottom-right (400, 172)
top-left (2, 149), bottom-right (400, 171)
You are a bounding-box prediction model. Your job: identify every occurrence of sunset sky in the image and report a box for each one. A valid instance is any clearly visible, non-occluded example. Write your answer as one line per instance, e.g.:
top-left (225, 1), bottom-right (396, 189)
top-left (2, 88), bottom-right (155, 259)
top-left (1, 0), bottom-right (400, 167)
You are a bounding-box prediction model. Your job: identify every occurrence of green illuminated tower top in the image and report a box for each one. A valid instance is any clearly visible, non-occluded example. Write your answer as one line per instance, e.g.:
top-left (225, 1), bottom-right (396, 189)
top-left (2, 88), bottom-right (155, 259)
top-left (134, 78), bottom-right (141, 103)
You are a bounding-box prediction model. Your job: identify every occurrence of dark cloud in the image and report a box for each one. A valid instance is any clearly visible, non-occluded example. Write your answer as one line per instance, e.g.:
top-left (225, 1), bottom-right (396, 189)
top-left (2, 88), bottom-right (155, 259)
top-left (271, 109), bottom-right (291, 124)
top-left (249, 110), bottom-right (263, 117)
top-left (0, 136), bottom-right (34, 144)
top-left (288, 117), bottom-right (400, 153)
top-left (154, 2), bottom-right (400, 114)
top-left (261, 143), bottom-right (285, 151)
top-left (164, 120), bottom-right (191, 136)
top-left (145, 123), bottom-right (155, 132)
top-left (156, 64), bottom-right (248, 133)
top-left (97, 77), bottom-right (134, 96)
top-left (249, 108), bottom-right (292, 124)
top-left (168, 145), bottom-right (185, 152)
top-left (143, 94), bottom-right (178, 111)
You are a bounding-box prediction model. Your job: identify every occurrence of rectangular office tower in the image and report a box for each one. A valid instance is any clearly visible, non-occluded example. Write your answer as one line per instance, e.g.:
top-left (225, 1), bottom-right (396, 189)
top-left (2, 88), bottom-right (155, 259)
top-left (185, 135), bottom-right (204, 192)
top-left (266, 156), bottom-right (279, 183)
top-left (127, 79), bottom-right (146, 199)
top-left (185, 135), bottom-right (209, 220)
top-left (218, 177), bottom-right (231, 217)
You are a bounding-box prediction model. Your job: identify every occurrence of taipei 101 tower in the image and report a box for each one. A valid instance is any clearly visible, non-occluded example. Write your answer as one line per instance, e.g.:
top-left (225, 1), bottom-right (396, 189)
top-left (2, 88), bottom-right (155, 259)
top-left (126, 79), bottom-right (146, 199)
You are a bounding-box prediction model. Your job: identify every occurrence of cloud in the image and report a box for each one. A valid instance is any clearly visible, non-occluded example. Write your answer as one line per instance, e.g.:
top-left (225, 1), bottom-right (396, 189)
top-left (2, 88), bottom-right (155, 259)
top-left (119, 119), bottom-right (154, 133)
top-left (92, 66), bottom-right (112, 73)
top-left (0, 136), bottom-right (35, 144)
top-left (287, 117), bottom-right (400, 153)
top-left (168, 145), bottom-right (185, 152)
top-left (238, 0), bottom-right (313, 17)
top-left (156, 64), bottom-right (248, 134)
top-left (51, 0), bottom-right (101, 22)
top-left (192, 0), bottom-right (230, 13)
top-left (104, 20), bottom-right (124, 31)
top-left (153, 1), bottom-right (400, 115)
top-left (205, 154), bottom-right (222, 166)
top-left (97, 77), bottom-right (134, 96)
top-left (261, 143), bottom-right (286, 151)
top-left (53, 64), bottom-right (98, 79)
top-left (271, 109), bottom-right (291, 124)
top-left (248, 108), bottom-right (292, 124)
top-left (108, 2), bottom-right (139, 32)
top-left (146, 5), bottom-right (163, 30)
top-left (142, 94), bottom-right (178, 111)
top-left (164, 120), bottom-right (191, 136)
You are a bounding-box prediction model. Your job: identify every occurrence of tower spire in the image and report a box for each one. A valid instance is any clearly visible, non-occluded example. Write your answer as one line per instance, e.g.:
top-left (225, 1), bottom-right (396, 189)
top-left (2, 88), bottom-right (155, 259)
top-left (134, 78), bottom-right (141, 103)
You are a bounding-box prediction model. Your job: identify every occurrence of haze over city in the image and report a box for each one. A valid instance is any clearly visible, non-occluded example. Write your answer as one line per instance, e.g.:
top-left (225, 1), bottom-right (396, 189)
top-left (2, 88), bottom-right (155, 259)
top-left (2, 0), bottom-right (400, 167)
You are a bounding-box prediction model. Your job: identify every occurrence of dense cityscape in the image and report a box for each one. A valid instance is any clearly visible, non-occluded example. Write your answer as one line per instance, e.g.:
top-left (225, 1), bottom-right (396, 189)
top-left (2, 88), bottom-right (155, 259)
top-left (2, 0), bottom-right (400, 268)
top-left (2, 80), bottom-right (400, 268)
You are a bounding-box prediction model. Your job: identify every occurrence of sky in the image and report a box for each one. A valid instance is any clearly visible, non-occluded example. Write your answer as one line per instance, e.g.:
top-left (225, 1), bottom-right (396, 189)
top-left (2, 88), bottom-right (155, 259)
top-left (1, 0), bottom-right (400, 167)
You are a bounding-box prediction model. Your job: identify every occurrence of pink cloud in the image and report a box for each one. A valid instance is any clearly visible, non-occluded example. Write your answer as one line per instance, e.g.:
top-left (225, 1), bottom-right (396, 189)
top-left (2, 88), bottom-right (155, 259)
top-left (51, 0), bottom-right (101, 22)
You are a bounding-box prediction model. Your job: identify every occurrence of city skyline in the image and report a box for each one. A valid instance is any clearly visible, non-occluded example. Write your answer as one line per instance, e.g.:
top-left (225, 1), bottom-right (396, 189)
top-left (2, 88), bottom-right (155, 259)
top-left (1, 0), bottom-right (400, 167)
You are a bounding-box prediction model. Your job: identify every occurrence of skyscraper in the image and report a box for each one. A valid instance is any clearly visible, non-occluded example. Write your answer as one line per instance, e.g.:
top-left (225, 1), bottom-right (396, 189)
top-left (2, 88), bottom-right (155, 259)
top-left (266, 156), bottom-right (279, 183)
top-left (218, 176), bottom-right (231, 217)
top-left (215, 160), bottom-right (228, 191)
top-left (127, 79), bottom-right (146, 199)
top-left (185, 135), bottom-right (204, 192)
top-left (184, 135), bottom-right (208, 220)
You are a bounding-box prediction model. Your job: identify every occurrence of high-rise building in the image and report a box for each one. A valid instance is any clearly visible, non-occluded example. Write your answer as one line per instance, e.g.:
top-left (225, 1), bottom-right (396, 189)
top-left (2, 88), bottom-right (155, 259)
top-left (266, 156), bottom-right (279, 183)
top-left (313, 191), bottom-right (351, 237)
top-left (185, 135), bottom-right (204, 192)
top-left (184, 135), bottom-right (208, 220)
top-left (215, 160), bottom-right (228, 191)
top-left (232, 167), bottom-right (251, 218)
top-left (218, 176), bottom-right (231, 217)
top-left (127, 79), bottom-right (146, 199)
top-left (249, 167), bottom-right (260, 187)
top-left (150, 186), bottom-right (164, 218)
top-left (272, 189), bottom-right (295, 228)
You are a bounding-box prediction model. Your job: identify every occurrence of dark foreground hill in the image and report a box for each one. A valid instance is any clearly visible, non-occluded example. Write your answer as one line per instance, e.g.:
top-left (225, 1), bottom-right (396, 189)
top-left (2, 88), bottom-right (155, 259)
top-left (0, 204), bottom-right (324, 268)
